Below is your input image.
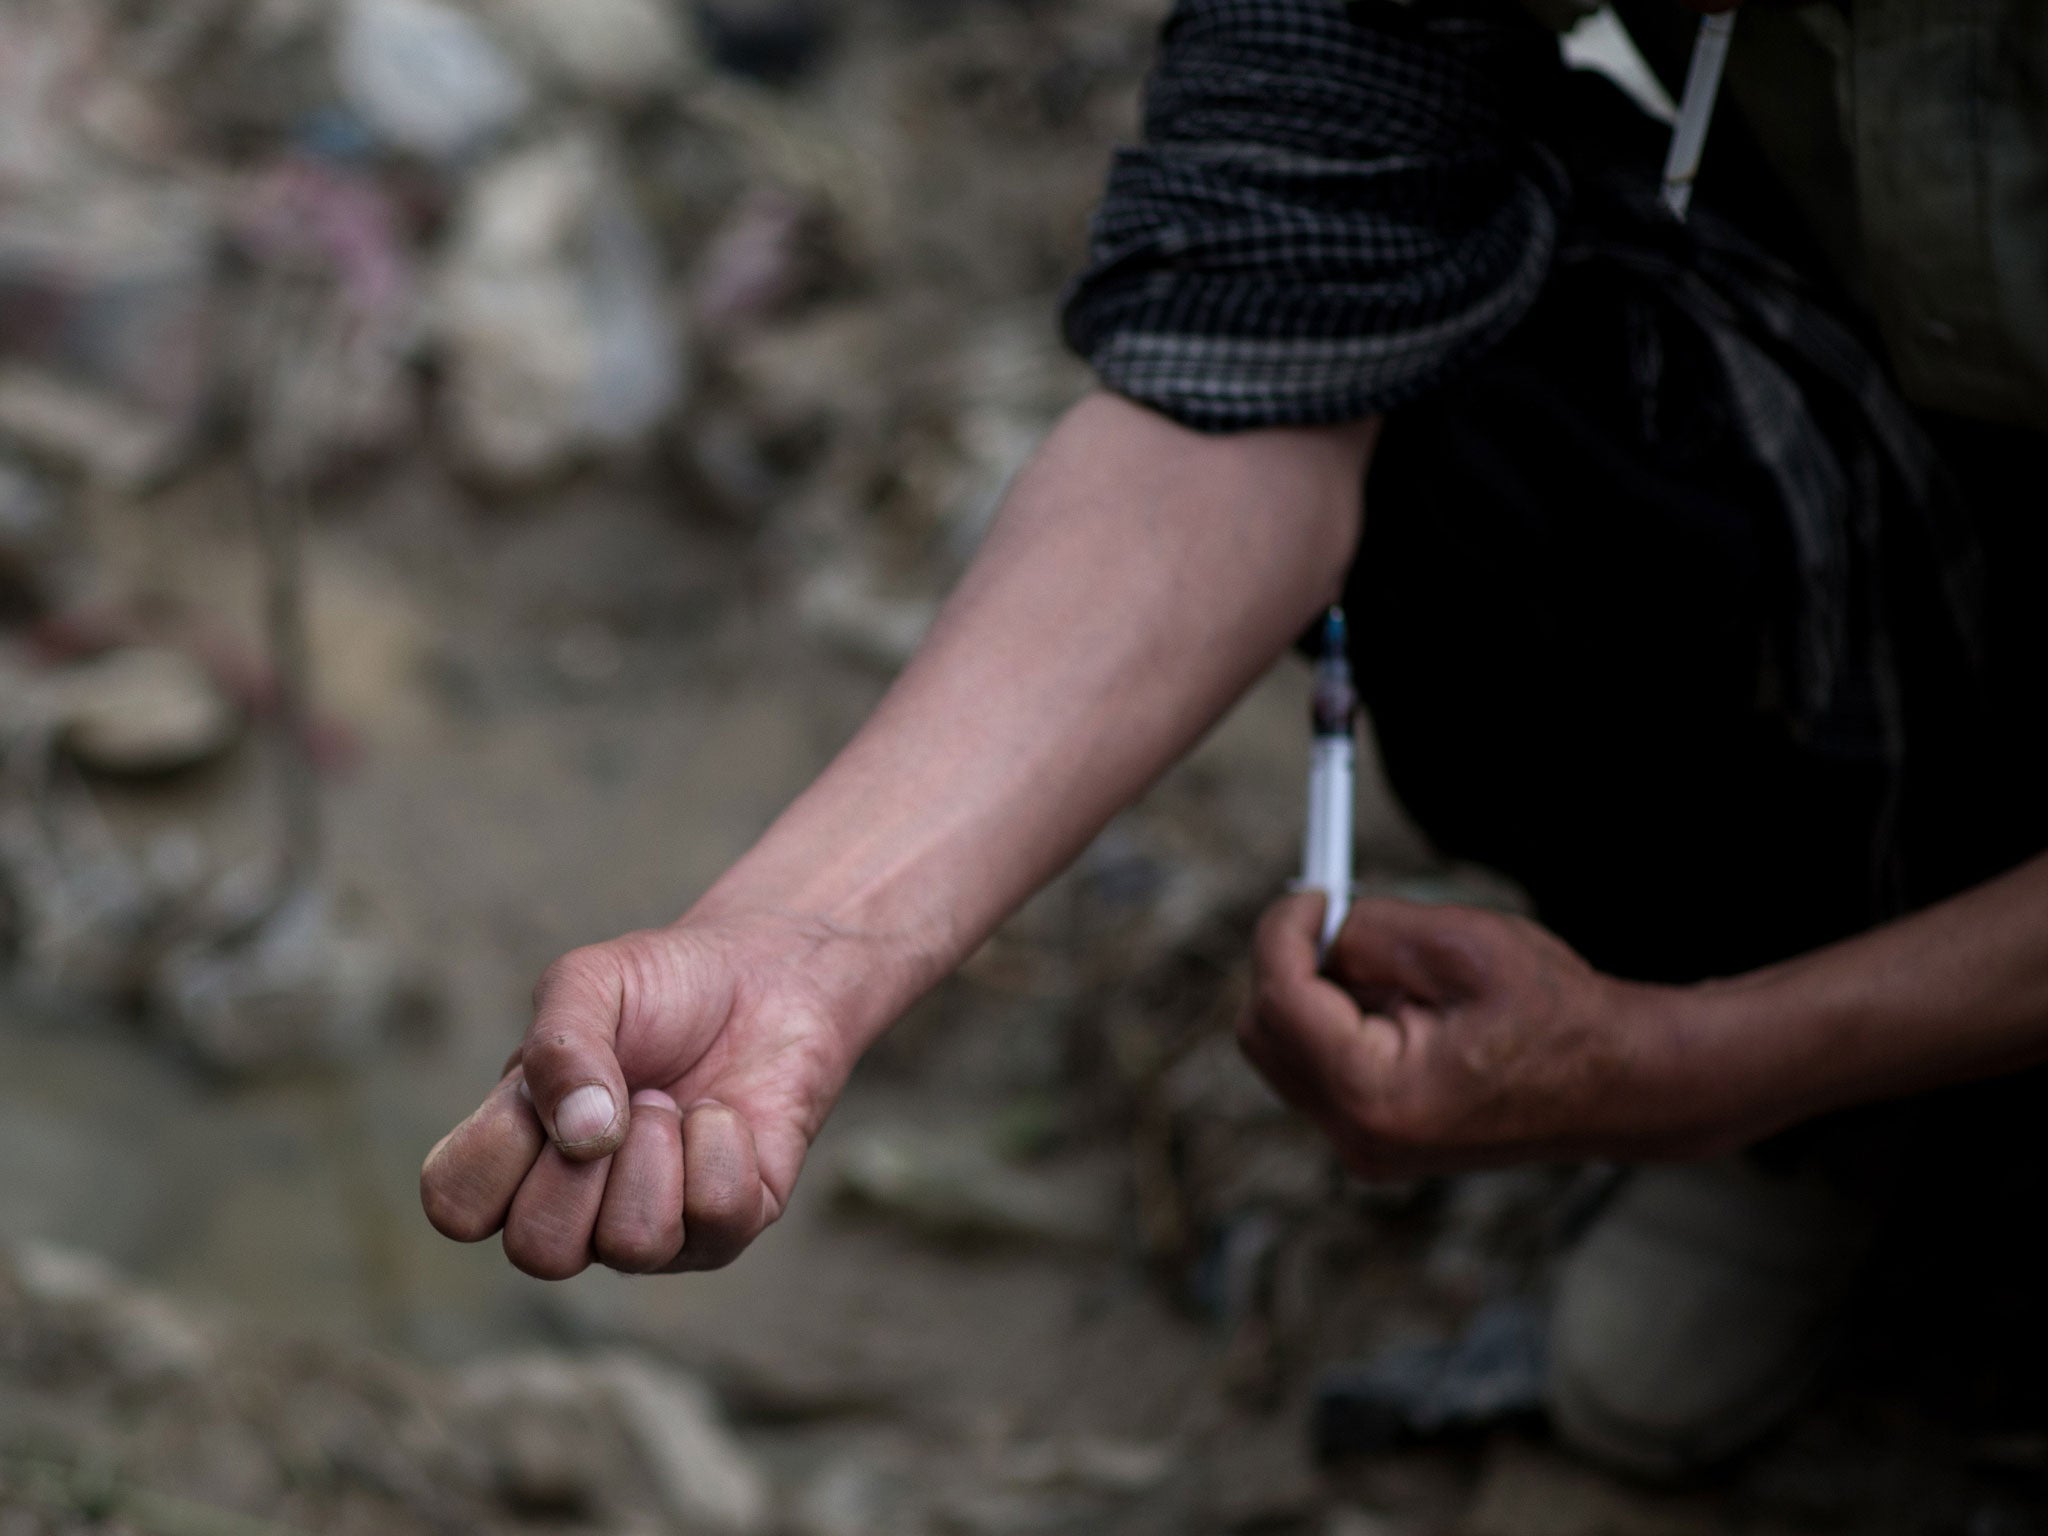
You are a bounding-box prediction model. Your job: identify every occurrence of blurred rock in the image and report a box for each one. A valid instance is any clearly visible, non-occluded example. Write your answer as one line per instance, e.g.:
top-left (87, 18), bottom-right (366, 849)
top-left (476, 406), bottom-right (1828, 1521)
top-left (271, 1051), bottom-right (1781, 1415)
top-left (1461, 1443), bottom-right (1726, 1536)
top-left (1326, 1511), bottom-right (1418, 1536)
top-left (691, 186), bottom-right (826, 334)
top-left (596, 1351), bottom-right (773, 1536)
top-left (493, 0), bottom-right (693, 105)
top-left (1422, 1169), bottom-right (1583, 1303)
top-left (54, 645), bottom-right (242, 777)
top-left (995, 1437), bottom-right (1176, 1497)
top-left (1200, 1411), bottom-right (1326, 1532)
top-left (336, 0), bottom-right (532, 161)
top-left (0, 176), bottom-right (217, 487)
top-left (12, 1241), bottom-right (215, 1383)
top-left (796, 564), bottom-right (936, 671)
top-left (0, 372), bottom-right (193, 489)
top-left (451, 1350), bottom-right (621, 1514)
top-left (1313, 1298), bottom-right (1550, 1461)
top-left (231, 158), bottom-right (424, 481)
top-left (153, 883), bottom-right (410, 1075)
top-left (0, 457), bottom-right (70, 616)
top-left (830, 1124), bottom-right (1118, 1250)
top-left (695, 0), bottom-right (833, 85)
top-left (790, 1449), bottom-right (920, 1536)
top-left (433, 129), bottom-right (685, 483)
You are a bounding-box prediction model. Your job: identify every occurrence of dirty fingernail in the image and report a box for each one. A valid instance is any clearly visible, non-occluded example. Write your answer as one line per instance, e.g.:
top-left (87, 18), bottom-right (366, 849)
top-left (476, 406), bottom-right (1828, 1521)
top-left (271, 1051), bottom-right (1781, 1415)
top-left (555, 1085), bottom-right (617, 1145)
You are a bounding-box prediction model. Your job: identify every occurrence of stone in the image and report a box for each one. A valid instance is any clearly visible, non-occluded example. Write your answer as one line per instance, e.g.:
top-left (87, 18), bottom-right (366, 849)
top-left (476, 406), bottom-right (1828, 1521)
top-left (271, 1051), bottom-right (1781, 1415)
top-left (596, 1351), bottom-right (773, 1536)
top-left (12, 1241), bottom-right (215, 1381)
top-left (0, 457), bottom-right (68, 612)
top-left (433, 129), bottom-right (685, 483)
top-left (1326, 1512), bottom-right (1420, 1536)
top-left (451, 1350), bottom-right (620, 1515)
top-left (789, 1451), bottom-right (913, 1536)
top-left (996, 1437), bottom-right (1176, 1497)
top-left (0, 174), bottom-right (216, 488)
top-left (795, 566), bottom-right (937, 672)
top-left (336, 0), bottom-right (532, 161)
top-left (493, 0), bottom-right (692, 104)
top-left (829, 1125), bottom-right (1117, 1250)
top-left (152, 884), bottom-right (410, 1075)
top-left (55, 645), bottom-right (241, 777)
top-left (1461, 1443), bottom-right (1727, 1536)
top-left (0, 370), bottom-right (194, 492)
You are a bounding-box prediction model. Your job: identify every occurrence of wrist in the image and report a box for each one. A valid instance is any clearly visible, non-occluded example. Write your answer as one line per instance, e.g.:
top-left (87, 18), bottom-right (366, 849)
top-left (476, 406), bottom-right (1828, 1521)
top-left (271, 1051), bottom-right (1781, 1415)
top-left (678, 869), bottom-right (955, 1058)
top-left (1607, 975), bottom-right (1792, 1158)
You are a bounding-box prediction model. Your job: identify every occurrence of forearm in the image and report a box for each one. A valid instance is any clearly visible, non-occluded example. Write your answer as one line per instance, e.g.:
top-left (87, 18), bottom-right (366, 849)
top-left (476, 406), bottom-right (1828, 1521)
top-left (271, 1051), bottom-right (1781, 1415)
top-left (688, 391), bottom-right (1377, 1046)
top-left (1657, 851), bottom-right (2048, 1148)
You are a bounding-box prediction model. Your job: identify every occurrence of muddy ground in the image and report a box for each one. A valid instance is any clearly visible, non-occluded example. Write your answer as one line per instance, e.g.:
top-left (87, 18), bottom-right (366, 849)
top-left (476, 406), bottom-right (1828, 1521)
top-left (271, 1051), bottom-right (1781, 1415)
top-left (3, 0), bottom-right (2047, 1530)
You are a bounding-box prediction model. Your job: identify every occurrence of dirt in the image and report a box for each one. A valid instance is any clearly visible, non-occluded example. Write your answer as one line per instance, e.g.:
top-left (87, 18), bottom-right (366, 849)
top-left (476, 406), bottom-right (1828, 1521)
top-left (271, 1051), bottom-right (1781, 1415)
top-left (3, 0), bottom-right (2046, 1529)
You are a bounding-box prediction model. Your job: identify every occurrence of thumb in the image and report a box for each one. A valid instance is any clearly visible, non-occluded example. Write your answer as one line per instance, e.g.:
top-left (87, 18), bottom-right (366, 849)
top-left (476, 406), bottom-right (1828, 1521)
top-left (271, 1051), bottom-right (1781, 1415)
top-left (1326, 897), bottom-right (1487, 1007)
top-left (1261, 887), bottom-right (1332, 973)
top-left (520, 945), bottom-right (633, 1160)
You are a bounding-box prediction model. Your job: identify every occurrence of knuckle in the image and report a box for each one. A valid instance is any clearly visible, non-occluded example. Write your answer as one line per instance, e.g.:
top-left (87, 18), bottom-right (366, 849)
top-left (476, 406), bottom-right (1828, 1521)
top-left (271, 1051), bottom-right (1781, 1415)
top-left (532, 945), bottom-right (612, 1012)
top-left (420, 1178), bottom-right (493, 1245)
top-left (597, 1218), bottom-right (681, 1274)
top-left (1248, 978), bottom-right (1292, 1034)
top-left (690, 1181), bottom-right (756, 1233)
top-left (502, 1226), bottom-right (586, 1282)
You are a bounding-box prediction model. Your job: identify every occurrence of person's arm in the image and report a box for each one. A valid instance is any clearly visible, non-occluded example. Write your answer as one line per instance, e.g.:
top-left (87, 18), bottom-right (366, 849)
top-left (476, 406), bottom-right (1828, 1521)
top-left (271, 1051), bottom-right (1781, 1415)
top-left (690, 394), bottom-right (1376, 1049)
top-left (1239, 853), bottom-right (2048, 1178)
top-left (421, 392), bottom-right (1378, 1277)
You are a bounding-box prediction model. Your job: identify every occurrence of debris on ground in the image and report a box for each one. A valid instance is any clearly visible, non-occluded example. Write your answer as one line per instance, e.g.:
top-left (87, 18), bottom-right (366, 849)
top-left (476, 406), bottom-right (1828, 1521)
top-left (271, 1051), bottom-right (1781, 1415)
top-left (51, 644), bottom-right (243, 777)
top-left (829, 1122), bottom-right (1119, 1251)
top-left (154, 881), bottom-right (419, 1075)
top-left (335, 0), bottom-right (533, 162)
top-left (1314, 1297), bottom-right (1551, 1460)
top-left (0, 176), bottom-right (218, 489)
top-left (0, 1244), bottom-right (757, 1535)
top-left (432, 127), bottom-right (684, 484)
top-left (1, 5), bottom-right (2043, 1535)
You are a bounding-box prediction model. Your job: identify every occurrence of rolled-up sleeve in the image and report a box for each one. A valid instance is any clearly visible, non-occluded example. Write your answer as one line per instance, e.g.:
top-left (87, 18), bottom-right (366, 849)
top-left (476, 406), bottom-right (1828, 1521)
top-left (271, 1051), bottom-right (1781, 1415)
top-left (1062, 0), bottom-right (1566, 430)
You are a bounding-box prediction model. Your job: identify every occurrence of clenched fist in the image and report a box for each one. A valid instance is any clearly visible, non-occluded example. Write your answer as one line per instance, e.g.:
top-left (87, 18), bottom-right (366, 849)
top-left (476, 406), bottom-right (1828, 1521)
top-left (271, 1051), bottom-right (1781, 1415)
top-left (420, 921), bottom-right (861, 1279)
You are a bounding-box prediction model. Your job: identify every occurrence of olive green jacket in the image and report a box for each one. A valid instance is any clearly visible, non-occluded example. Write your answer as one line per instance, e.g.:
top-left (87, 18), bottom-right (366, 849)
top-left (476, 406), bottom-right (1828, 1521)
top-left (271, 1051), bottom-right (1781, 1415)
top-left (1547, 1), bottom-right (2048, 432)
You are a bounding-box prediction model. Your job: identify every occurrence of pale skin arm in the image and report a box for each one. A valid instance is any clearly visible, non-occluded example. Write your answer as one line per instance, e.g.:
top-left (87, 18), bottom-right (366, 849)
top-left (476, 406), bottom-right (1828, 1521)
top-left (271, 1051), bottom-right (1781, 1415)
top-left (420, 391), bottom-right (1379, 1277)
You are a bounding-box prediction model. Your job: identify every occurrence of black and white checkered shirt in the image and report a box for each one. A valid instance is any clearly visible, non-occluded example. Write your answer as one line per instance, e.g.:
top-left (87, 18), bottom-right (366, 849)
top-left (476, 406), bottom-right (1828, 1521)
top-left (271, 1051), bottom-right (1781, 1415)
top-left (1062, 0), bottom-right (1568, 430)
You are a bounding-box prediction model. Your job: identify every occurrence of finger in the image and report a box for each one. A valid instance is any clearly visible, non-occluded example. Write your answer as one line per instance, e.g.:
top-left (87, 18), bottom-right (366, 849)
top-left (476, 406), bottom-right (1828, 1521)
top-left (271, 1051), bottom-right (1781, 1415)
top-left (522, 946), bottom-right (633, 1161)
top-left (502, 1144), bottom-right (611, 1280)
top-left (1248, 894), bottom-right (1389, 1059)
top-left (595, 1090), bottom-right (687, 1273)
top-left (421, 1070), bottom-right (546, 1243)
top-left (1256, 888), bottom-right (1332, 981)
top-left (1236, 1005), bottom-right (1332, 1117)
top-left (666, 1102), bottom-right (765, 1273)
top-left (1245, 897), bottom-right (1410, 1125)
top-left (1325, 897), bottom-right (1491, 1007)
